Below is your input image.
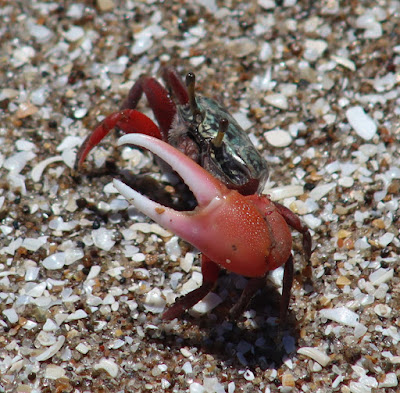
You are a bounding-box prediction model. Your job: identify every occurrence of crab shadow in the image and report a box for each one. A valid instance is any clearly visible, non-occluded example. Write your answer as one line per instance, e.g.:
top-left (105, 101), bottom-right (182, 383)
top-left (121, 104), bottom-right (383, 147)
top-left (150, 278), bottom-right (302, 370)
top-left (75, 161), bottom-right (196, 213)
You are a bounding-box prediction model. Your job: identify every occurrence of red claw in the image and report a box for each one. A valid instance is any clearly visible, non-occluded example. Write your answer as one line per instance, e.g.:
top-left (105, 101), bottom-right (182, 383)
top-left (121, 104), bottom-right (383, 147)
top-left (114, 134), bottom-right (292, 279)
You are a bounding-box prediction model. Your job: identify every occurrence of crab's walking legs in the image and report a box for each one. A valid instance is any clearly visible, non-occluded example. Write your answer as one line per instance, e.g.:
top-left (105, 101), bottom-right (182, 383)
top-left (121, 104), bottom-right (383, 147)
top-left (162, 256), bottom-right (220, 320)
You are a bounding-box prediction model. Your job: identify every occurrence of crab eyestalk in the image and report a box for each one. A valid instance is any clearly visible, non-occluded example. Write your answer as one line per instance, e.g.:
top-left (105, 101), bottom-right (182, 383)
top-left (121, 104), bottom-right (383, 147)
top-left (185, 72), bottom-right (201, 119)
top-left (212, 118), bottom-right (228, 148)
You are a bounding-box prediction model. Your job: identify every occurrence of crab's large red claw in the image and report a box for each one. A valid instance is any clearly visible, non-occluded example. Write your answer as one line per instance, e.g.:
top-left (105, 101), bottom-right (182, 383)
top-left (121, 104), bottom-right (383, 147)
top-left (114, 134), bottom-right (274, 278)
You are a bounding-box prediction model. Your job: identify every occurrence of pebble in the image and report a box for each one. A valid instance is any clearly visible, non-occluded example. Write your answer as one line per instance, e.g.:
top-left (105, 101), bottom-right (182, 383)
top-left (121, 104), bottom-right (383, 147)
top-left (35, 336), bottom-right (65, 361)
top-left (374, 304), bottom-right (392, 318)
top-left (264, 129), bottom-right (292, 147)
top-left (26, 282), bottom-right (46, 297)
top-left (36, 331), bottom-right (57, 347)
top-left (31, 156), bottom-right (63, 182)
top-left (243, 370), bottom-right (255, 381)
top-left (4, 151), bottom-right (36, 174)
top-left (42, 252), bottom-right (66, 270)
top-left (346, 106), bottom-right (377, 141)
top-left (66, 309), bottom-right (88, 321)
top-left (304, 39), bottom-right (328, 61)
top-left (331, 55), bottom-right (356, 71)
top-left (43, 319), bottom-right (58, 332)
top-left (189, 382), bottom-right (205, 393)
top-left (354, 323), bottom-right (368, 338)
top-left (97, 0), bottom-right (115, 12)
top-left (356, 12), bottom-right (382, 39)
top-left (336, 276), bottom-right (352, 287)
top-left (259, 42), bottom-right (273, 61)
top-left (227, 37), bottom-right (257, 58)
top-left (319, 307), bottom-right (359, 327)
top-left (182, 361), bottom-right (193, 374)
top-left (180, 252), bottom-right (194, 273)
top-left (303, 214), bottom-right (322, 230)
top-left (143, 288), bottom-right (166, 313)
top-left (12, 46), bottom-right (35, 67)
top-left (369, 268), bottom-right (394, 285)
top-left (165, 236), bottom-right (181, 260)
top-left (25, 266), bottom-right (40, 281)
top-left (338, 176), bottom-right (354, 188)
top-left (3, 308), bottom-right (18, 324)
top-left (281, 373), bottom-right (295, 387)
top-left (309, 182), bottom-right (337, 200)
top-left (28, 23), bottom-right (53, 43)
top-left (265, 185), bottom-right (304, 200)
top-left (379, 373), bottom-right (398, 388)
top-left (92, 228), bottom-right (115, 251)
top-left (232, 111), bottom-right (252, 131)
top-left (16, 139), bottom-right (35, 151)
top-left (258, 0), bottom-right (275, 10)
top-left (264, 94), bottom-right (289, 110)
top-left (378, 232), bottom-right (394, 247)
top-left (94, 358), bottom-right (119, 378)
top-left (190, 292), bottom-right (223, 315)
top-left (129, 223), bottom-right (171, 237)
top-left (64, 26), bottom-right (84, 42)
top-left (22, 237), bottom-right (48, 252)
top-left (131, 27), bottom-right (154, 55)
top-left (44, 364), bottom-right (66, 380)
top-left (76, 343), bottom-right (91, 354)
top-left (196, 0), bottom-right (218, 13)
top-left (297, 347), bottom-right (331, 367)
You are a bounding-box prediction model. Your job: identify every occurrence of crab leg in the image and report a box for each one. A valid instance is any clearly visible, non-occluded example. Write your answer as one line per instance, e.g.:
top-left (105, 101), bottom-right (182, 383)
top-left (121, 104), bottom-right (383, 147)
top-left (162, 255), bottom-right (220, 320)
top-left (75, 109), bottom-right (161, 169)
top-left (114, 134), bottom-right (273, 278)
top-left (121, 75), bottom-right (177, 138)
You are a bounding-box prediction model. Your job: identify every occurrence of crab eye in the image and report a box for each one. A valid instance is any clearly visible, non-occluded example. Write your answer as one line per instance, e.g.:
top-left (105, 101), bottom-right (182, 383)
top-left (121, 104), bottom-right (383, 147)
top-left (212, 118), bottom-right (229, 148)
top-left (185, 72), bottom-right (200, 116)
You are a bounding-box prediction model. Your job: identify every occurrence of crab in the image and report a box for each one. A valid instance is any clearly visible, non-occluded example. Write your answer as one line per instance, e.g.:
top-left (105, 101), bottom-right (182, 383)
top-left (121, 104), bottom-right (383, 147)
top-left (75, 67), bottom-right (311, 322)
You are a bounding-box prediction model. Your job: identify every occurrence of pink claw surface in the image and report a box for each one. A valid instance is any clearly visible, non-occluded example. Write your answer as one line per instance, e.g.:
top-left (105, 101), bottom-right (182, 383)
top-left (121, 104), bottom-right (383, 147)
top-left (113, 134), bottom-right (275, 278)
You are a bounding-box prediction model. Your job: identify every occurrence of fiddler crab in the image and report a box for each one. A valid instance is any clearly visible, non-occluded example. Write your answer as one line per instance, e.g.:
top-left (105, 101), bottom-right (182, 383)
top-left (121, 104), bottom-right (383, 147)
top-left (75, 67), bottom-right (312, 322)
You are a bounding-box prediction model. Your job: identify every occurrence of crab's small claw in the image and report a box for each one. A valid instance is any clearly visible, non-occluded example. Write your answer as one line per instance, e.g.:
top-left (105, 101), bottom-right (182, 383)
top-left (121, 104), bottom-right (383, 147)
top-left (114, 134), bottom-right (274, 278)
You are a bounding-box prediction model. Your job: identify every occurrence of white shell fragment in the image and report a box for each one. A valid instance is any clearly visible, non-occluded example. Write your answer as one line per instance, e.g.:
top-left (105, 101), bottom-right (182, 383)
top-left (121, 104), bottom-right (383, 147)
top-left (264, 129), bottom-right (292, 147)
top-left (374, 304), bottom-right (392, 318)
top-left (346, 106), bottom-right (377, 141)
top-left (92, 228), bottom-right (115, 251)
top-left (319, 307), bottom-right (359, 327)
top-left (44, 364), bottom-right (66, 380)
top-left (42, 252), bottom-right (66, 270)
top-left (31, 156), bottom-right (62, 183)
top-left (297, 347), bottom-right (331, 367)
top-left (94, 358), bottom-right (119, 378)
top-left (264, 94), bottom-right (289, 110)
top-left (190, 292), bottom-right (223, 316)
top-left (309, 182), bottom-right (336, 200)
top-left (34, 336), bottom-right (66, 361)
top-left (143, 288), bottom-right (166, 313)
top-left (3, 308), bottom-right (19, 324)
top-left (264, 184), bottom-right (304, 201)
top-left (369, 268), bottom-right (394, 285)
top-left (304, 39), bottom-right (328, 61)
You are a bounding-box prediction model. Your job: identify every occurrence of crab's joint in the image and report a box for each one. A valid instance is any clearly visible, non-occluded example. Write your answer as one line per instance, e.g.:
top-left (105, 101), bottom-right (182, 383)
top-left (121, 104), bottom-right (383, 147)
top-left (212, 118), bottom-right (228, 148)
